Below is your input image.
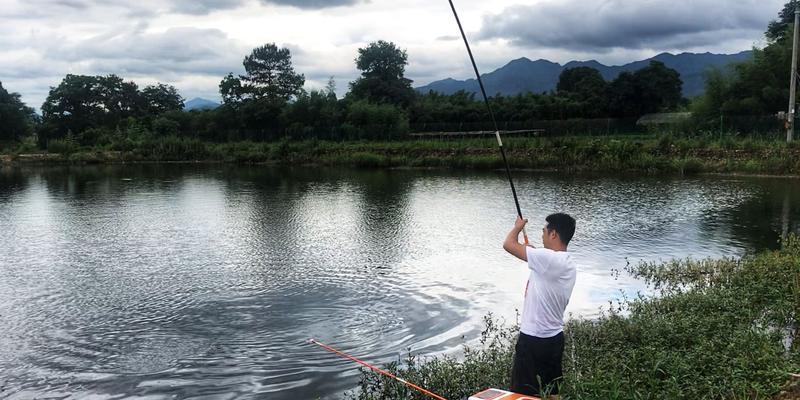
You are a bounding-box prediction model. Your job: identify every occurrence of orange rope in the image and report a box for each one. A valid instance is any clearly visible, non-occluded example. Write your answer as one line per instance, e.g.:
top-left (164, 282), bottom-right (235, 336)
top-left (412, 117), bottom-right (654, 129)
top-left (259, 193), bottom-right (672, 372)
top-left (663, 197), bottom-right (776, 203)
top-left (309, 339), bottom-right (448, 400)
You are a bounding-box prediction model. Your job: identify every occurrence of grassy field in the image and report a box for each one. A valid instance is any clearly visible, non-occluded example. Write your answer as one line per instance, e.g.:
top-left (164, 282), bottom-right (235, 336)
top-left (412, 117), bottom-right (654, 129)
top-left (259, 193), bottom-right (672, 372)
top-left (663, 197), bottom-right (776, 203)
top-left (347, 237), bottom-right (800, 399)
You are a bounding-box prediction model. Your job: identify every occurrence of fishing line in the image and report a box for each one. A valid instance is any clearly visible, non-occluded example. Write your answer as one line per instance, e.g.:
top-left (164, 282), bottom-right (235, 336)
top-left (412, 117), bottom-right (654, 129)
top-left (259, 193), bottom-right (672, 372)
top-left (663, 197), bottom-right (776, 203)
top-left (447, 0), bottom-right (529, 244)
top-left (309, 339), bottom-right (449, 400)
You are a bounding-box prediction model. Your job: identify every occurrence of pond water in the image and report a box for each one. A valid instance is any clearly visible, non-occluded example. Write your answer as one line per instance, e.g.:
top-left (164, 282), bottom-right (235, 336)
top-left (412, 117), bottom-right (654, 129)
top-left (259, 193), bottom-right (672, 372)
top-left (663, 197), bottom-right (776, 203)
top-left (1, 165), bottom-right (797, 399)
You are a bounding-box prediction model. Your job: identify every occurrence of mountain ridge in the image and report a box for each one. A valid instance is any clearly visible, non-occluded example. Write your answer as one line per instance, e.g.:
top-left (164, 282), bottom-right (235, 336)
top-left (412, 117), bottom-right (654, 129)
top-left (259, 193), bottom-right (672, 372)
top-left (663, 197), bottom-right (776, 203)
top-left (184, 97), bottom-right (220, 111)
top-left (415, 51), bottom-right (753, 98)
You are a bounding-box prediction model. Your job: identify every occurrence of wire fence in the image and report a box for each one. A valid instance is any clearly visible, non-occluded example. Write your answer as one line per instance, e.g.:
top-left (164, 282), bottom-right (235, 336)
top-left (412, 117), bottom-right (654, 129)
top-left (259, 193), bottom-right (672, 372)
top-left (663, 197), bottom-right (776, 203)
top-left (409, 118), bottom-right (641, 137)
top-left (192, 115), bottom-right (788, 142)
top-left (408, 115), bottom-right (786, 140)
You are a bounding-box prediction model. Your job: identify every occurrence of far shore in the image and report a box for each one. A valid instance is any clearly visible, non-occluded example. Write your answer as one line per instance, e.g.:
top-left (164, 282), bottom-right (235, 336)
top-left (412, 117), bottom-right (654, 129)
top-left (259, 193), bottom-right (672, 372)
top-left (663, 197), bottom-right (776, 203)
top-left (2, 135), bottom-right (799, 177)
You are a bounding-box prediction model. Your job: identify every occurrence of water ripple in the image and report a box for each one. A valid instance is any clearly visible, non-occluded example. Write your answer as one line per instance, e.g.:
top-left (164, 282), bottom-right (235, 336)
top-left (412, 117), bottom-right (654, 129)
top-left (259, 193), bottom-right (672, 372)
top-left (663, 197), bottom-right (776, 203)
top-left (1, 166), bottom-right (798, 398)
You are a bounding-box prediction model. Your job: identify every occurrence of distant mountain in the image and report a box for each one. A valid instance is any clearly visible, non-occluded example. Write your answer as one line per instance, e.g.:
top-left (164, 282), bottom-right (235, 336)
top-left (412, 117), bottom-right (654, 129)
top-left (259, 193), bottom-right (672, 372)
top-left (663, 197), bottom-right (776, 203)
top-left (184, 97), bottom-right (219, 111)
top-left (416, 51), bottom-right (753, 98)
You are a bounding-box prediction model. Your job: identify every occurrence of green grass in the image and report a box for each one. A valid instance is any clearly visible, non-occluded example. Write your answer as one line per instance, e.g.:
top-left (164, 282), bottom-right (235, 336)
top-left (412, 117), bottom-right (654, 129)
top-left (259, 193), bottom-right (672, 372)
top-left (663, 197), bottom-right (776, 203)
top-left (348, 237), bottom-right (800, 399)
top-left (8, 133), bottom-right (800, 175)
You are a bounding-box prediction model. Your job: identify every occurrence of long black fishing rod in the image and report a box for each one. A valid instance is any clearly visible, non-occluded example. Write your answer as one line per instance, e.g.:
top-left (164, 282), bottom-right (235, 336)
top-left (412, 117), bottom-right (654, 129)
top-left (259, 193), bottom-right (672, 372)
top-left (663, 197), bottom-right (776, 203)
top-left (447, 0), bottom-right (529, 244)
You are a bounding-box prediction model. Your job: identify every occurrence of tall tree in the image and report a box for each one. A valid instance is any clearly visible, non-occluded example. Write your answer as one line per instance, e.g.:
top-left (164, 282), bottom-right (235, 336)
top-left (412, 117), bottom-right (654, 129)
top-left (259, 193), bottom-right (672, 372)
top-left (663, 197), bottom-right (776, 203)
top-left (0, 82), bottom-right (36, 142)
top-left (142, 83), bottom-right (184, 114)
top-left (219, 72), bottom-right (245, 105)
top-left (39, 74), bottom-right (174, 141)
top-left (215, 44), bottom-right (304, 139)
top-left (767, 0), bottom-right (800, 42)
top-left (235, 43), bottom-right (305, 102)
top-left (41, 74), bottom-right (105, 139)
top-left (557, 67), bottom-right (607, 99)
top-left (634, 61), bottom-right (683, 113)
top-left (349, 40), bottom-right (415, 107)
top-left (557, 67), bottom-right (608, 117)
top-left (693, 2), bottom-right (793, 122)
top-left (607, 61), bottom-right (682, 117)
top-left (41, 74), bottom-right (144, 131)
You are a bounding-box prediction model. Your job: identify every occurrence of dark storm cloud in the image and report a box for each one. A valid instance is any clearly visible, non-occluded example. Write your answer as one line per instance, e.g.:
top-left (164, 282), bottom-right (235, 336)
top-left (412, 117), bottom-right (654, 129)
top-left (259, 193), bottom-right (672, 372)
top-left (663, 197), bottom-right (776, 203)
top-left (478, 0), bottom-right (779, 51)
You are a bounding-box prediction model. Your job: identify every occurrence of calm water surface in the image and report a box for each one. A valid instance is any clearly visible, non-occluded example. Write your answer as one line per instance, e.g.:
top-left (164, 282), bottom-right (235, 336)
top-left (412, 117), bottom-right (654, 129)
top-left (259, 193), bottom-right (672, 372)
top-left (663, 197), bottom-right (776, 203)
top-left (1, 165), bottom-right (798, 399)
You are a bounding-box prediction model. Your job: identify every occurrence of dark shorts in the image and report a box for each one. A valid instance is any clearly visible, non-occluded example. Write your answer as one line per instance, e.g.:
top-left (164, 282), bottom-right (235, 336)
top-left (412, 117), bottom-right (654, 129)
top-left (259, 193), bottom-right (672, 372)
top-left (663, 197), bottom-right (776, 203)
top-left (510, 331), bottom-right (565, 396)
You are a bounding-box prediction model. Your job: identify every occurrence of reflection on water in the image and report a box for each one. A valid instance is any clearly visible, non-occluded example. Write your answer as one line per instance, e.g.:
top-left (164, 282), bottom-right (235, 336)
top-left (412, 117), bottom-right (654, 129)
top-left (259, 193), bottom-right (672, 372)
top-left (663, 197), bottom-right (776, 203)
top-left (1, 165), bottom-right (798, 399)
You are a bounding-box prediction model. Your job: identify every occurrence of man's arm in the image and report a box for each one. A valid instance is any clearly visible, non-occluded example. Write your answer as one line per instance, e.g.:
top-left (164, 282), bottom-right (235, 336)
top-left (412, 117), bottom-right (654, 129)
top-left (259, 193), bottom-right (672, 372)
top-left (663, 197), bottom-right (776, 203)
top-left (503, 216), bottom-right (529, 262)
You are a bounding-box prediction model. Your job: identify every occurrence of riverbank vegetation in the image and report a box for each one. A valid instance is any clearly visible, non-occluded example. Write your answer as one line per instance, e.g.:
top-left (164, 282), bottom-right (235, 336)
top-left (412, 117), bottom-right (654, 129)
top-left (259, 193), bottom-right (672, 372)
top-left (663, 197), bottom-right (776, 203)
top-left (4, 134), bottom-right (800, 176)
top-left (349, 238), bottom-right (800, 399)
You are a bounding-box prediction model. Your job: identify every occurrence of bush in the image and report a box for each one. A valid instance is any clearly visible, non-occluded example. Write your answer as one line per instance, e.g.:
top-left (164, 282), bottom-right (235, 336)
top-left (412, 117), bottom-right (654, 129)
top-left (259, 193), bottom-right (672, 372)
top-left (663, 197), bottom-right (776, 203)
top-left (345, 100), bottom-right (409, 140)
top-left (47, 134), bottom-right (77, 154)
top-left (14, 136), bottom-right (39, 153)
top-left (153, 117), bottom-right (181, 137)
top-left (134, 136), bottom-right (209, 161)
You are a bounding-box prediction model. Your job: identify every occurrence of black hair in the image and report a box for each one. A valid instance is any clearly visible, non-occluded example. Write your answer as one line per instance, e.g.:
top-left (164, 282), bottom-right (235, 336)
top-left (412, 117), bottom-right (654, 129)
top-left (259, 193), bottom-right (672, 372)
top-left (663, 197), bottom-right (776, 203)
top-left (545, 213), bottom-right (576, 246)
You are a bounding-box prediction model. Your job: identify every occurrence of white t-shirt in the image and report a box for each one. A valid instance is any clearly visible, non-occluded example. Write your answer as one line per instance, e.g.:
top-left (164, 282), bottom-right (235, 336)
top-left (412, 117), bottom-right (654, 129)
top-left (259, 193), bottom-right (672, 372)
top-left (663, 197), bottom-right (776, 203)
top-left (521, 246), bottom-right (577, 338)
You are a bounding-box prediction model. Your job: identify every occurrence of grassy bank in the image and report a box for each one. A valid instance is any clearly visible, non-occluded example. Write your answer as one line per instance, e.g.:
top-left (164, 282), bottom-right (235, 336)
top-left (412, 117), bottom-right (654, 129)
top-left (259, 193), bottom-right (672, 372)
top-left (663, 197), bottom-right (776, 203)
top-left (4, 134), bottom-right (800, 175)
top-left (348, 238), bottom-right (800, 399)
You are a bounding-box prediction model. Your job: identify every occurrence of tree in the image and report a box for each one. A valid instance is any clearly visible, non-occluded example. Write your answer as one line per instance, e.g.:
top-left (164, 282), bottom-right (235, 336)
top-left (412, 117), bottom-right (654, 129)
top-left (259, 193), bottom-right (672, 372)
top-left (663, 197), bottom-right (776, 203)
top-left (634, 61), bottom-right (683, 113)
top-left (607, 62), bottom-right (682, 117)
top-left (767, 0), bottom-right (800, 42)
top-left (216, 44), bottom-right (304, 138)
top-left (349, 40), bottom-right (415, 107)
top-left (94, 75), bottom-right (143, 126)
top-left (219, 73), bottom-right (245, 106)
top-left (325, 76), bottom-right (337, 98)
top-left (142, 83), bottom-right (184, 114)
top-left (557, 67), bottom-right (607, 98)
top-left (238, 43), bottom-right (305, 102)
top-left (40, 74), bottom-right (184, 143)
top-left (283, 87), bottom-right (342, 139)
top-left (693, 2), bottom-right (793, 122)
top-left (343, 100), bottom-right (409, 139)
top-left (41, 74), bottom-right (104, 139)
top-left (40, 74), bottom-right (146, 139)
top-left (556, 67), bottom-right (608, 117)
top-left (0, 82), bottom-right (36, 142)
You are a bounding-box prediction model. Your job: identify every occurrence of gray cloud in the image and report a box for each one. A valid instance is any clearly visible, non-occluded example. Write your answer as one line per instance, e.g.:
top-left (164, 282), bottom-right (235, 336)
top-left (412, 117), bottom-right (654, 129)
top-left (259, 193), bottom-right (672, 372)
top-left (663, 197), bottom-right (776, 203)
top-left (3, 0), bottom-right (364, 19)
top-left (1, 1), bottom-right (152, 20)
top-left (168, 0), bottom-right (245, 15)
top-left (169, 0), bottom-right (365, 14)
top-left (258, 0), bottom-right (362, 9)
top-left (478, 0), bottom-right (779, 51)
top-left (50, 0), bottom-right (90, 9)
top-left (49, 27), bottom-right (247, 76)
top-left (0, 26), bottom-right (251, 108)
top-left (0, 0), bottom-right (776, 109)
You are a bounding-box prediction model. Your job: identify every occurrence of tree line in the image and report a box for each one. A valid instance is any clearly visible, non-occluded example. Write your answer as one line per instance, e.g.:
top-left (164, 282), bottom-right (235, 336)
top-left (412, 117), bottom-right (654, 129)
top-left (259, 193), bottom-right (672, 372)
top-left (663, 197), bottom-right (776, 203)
top-left (0, 1), bottom-right (795, 148)
top-left (0, 42), bottom-right (683, 148)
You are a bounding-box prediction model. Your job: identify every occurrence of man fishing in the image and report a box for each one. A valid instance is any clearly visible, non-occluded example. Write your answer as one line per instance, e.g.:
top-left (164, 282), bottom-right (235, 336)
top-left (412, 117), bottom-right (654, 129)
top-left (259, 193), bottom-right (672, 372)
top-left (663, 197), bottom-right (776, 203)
top-left (503, 213), bottom-right (577, 397)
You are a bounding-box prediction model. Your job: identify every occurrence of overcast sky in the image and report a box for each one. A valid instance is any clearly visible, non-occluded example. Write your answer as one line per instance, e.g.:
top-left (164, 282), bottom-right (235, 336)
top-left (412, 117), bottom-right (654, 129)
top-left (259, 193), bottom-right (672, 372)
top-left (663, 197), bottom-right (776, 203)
top-left (0, 0), bottom-right (784, 109)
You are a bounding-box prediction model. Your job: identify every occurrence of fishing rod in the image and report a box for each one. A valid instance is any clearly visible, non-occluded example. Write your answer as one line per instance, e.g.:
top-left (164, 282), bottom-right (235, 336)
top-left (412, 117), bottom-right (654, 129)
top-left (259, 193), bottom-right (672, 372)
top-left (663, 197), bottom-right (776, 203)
top-left (447, 0), bottom-right (529, 245)
top-left (309, 339), bottom-right (448, 400)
